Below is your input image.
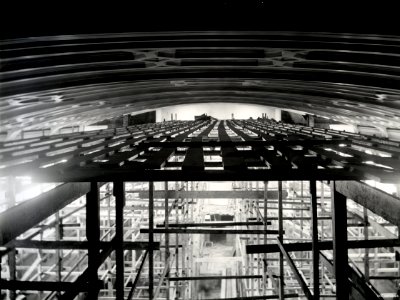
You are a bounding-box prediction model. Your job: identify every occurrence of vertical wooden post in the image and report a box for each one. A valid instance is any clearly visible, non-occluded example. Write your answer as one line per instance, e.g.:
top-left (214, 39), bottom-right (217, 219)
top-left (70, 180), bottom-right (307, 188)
top-left (300, 181), bottom-right (304, 268)
top-left (55, 211), bottom-right (63, 298)
top-left (86, 181), bottom-right (100, 298)
top-left (363, 207), bottom-right (369, 280)
top-left (6, 177), bottom-right (16, 300)
top-left (331, 181), bottom-right (349, 300)
top-left (320, 181), bottom-right (325, 242)
top-left (263, 181), bottom-right (268, 295)
top-left (307, 114), bottom-right (315, 127)
top-left (149, 181), bottom-right (154, 299)
top-left (256, 181), bottom-right (260, 295)
top-left (181, 184), bottom-right (186, 299)
top-left (310, 180), bottom-right (319, 298)
top-left (250, 182), bottom-right (254, 297)
top-left (175, 182), bottom-right (179, 277)
top-left (165, 181), bottom-right (170, 300)
top-left (114, 181), bottom-right (125, 299)
top-left (278, 181), bottom-right (284, 299)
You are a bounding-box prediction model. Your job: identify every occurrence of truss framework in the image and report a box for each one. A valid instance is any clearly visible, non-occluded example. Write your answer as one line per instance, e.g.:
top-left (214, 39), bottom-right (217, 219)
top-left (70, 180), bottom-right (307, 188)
top-left (1, 120), bottom-right (400, 299)
top-left (1, 119), bottom-right (400, 183)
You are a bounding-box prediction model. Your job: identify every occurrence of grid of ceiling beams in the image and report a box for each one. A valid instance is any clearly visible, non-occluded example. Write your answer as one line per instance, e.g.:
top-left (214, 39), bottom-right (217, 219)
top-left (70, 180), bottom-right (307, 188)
top-left (1, 119), bottom-right (399, 183)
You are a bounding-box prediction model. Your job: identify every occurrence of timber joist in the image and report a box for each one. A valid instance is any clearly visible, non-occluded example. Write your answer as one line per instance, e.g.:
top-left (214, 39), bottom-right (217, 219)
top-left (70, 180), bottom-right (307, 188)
top-left (1, 119), bottom-right (400, 182)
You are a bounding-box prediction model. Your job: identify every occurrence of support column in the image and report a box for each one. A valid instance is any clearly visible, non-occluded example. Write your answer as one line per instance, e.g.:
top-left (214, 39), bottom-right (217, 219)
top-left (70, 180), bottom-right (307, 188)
top-left (331, 181), bottom-right (349, 300)
top-left (307, 114), bottom-right (315, 127)
top-left (363, 208), bottom-right (370, 280)
top-left (114, 181), bottom-right (125, 299)
top-left (278, 181), bottom-right (284, 299)
top-left (263, 181), bottom-right (268, 295)
top-left (256, 181), bottom-right (260, 295)
top-left (6, 177), bottom-right (16, 300)
top-left (149, 182), bottom-right (154, 299)
top-left (55, 211), bottom-right (63, 298)
top-left (175, 182), bottom-right (179, 278)
top-left (123, 115), bottom-right (129, 127)
top-left (165, 181), bottom-right (170, 300)
top-left (310, 180), bottom-right (319, 298)
top-left (86, 182), bottom-right (100, 298)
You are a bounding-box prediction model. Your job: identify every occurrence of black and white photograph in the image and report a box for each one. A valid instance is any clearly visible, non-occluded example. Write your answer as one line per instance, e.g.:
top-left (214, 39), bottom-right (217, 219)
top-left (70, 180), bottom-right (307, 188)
top-left (1, 3), bottom-right (400, 299)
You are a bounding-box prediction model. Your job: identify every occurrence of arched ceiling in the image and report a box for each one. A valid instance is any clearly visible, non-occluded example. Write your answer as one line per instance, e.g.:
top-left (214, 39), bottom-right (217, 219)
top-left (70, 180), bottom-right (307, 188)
top-left (1, 31), bottom-right (400, 133)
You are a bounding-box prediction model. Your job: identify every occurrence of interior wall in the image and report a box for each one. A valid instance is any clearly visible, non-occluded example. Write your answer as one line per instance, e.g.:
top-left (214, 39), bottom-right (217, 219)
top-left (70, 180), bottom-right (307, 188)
top-left (155, 103), bottom-right (279, 121)
top-left (329, 124), bottom-right (357, 133)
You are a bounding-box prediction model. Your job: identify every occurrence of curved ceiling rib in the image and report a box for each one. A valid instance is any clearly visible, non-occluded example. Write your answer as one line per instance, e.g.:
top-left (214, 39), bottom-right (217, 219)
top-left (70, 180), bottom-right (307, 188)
top-left (1, 31), bottom-right (400, 132)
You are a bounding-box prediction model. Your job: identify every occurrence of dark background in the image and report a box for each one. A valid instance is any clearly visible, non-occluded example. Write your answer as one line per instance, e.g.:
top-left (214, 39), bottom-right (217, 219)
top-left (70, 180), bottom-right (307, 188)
top-left (2, 1), bottom-right (400, 39)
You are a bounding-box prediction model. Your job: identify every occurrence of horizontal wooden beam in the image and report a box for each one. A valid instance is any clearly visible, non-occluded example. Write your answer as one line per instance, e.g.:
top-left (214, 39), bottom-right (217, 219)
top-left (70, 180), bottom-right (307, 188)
top-left (0, 182), bottom-right (90, 245)
top-left (251, 216), bottom-right (335, 221)
top-left (31, 168), bottom-right (362, 182)
top-left (141, 228), bottom-right (280, 234)
top-left (336, 181), bottom-right (400, 227)
top-left (8, 240), bottom-right (160, 250)
top-left (0, 279), bottom-right (87, 291)
top-left (203, 295), bottom-right (299, 300)
top-left (368, 276), bottom-right (400, 280)
top-left (169, 275), bottom-right (262, 281)
top-left (156, 221), bottom-right (270, 227)
top-left (125, 204), bottom-right (196, 210)
top-left (138, 140), bottom-right (343, 148)
top-left (246, 238), bottom-right (400, 254)
top-left (133, 190), bottom-right (288, 199)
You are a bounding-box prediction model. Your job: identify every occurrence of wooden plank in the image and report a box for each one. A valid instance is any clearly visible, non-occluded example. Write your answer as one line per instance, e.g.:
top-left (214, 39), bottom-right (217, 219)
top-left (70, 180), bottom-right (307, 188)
top-left (169, 275), bottom-right (262, 281)
top-left (98, 148), bottom-right (142, 168)
top-left (141, 228), bottom-right (280, 234)
top-left (246, 238), bottom-right (400, 254)
top-left (226, 121), bottom-right (292, 170)
top-left (127, 250), bottom-right (149, 300)
top-left (0, 122), bottom-right (196, 174)
top-left (137, 139), bottom-right (346, 149)
top-left (0, 280), bottom-right (86, 291)
top-left (328, 181), bottom-right (348, 299)
top-left (310, 180), bottom-right (319, 299)
top-left (276, 238), bottom-right (314, 300)
top-left (29, 168), bottom-right (362, 182)
top-left (148, 181), bottom-right (154, 299)
top-left (60, 239), bottom-right (114, 300)
top-left (182, 147), bottom-right (204, 170)
top-left (0, 182), bottom-right (90, 245)
top-left (278, 145), bottom-right (319, 170)
top-left (336, 181), bottom-right (400, 227)
top-left (331, 145), bottom-right (400, 169)
top-left (10, 240), bottom-right (160, 250)
top-left (135, 190), bottom-right (288, 199)
top-left (202, 295), bottom-right (299, 300)
top-left (156, 221), bottom-right (270, 227)
top-left (164, 181), bottom-right (170, 300)
top-left (142, 122), bottom-right (207, 169)
top-left (319, 252), bottom-right (334, 274)
top-left (278, 181), bottom-right (284, 300)
top-left (86, 181), bottom-right (100, 298)
top-left (218, 122), bottom-right (247, 170)
top-left (181, 121), bottom-right (215, 170)
top-left (114, 181), bottom-right (125, 300)
top-left (319, 252), bottom-right (383, 300)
